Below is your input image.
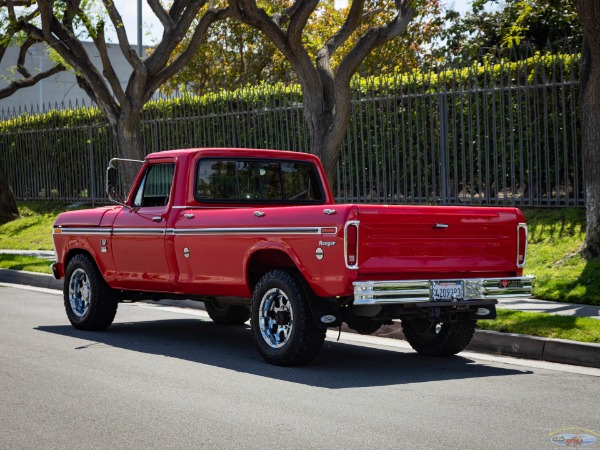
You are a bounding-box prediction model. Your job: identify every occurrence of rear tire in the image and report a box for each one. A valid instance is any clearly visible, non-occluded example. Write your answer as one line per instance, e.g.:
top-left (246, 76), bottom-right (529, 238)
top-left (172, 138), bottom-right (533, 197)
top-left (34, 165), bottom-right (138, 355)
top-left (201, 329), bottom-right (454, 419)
top-left (251, 270), bottom-right (325, 366)
top-left (64, 254), bottom-right (118, 331)
top-left (204, 300), bottom-right (250, 325)
top-left (401, 318), bottom-right (476, 356)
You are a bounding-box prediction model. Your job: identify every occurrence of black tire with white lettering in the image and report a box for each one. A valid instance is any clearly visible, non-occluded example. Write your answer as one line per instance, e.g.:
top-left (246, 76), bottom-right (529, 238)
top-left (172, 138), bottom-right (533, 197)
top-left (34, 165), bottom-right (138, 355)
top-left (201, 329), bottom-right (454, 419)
top-left (401, 318), bottom-right (476, 356)
top-left (64, 254), bottom-right (118, 331)
top-left (251, 270), bottom-right (325, 366)
top-left (205, 300), bottom-right (250, 325)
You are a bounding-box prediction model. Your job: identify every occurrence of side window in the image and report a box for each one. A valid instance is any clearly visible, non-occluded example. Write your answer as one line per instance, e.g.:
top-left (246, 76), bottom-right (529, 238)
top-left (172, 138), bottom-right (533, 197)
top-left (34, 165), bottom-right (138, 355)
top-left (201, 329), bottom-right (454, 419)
top-left (197, 160), bottom-right (237, 199)
top-left (132, 163), bottom-right (175, 207)
top-left (281, 162), bottom-right (322, 200)
top-left (196, 158), bottom-right (324, 203)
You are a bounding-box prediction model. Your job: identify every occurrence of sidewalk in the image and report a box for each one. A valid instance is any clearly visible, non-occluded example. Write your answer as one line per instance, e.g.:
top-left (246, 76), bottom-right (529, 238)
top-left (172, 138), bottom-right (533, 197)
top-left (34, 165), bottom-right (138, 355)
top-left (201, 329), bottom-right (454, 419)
top-left (1, 249), bottom-right (599, 368)
top-left (496, 297), bottom-right (600, 319)
top-left (0, 249), bottom-right (56, 260)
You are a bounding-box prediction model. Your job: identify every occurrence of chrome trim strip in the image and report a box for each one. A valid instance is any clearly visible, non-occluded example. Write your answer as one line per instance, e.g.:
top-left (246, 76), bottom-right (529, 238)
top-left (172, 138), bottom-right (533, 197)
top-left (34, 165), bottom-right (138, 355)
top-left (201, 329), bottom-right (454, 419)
top-left (54, 226), bottom-right (338, 237)
top-left (53, 227), bottom-right (111, 236)
top-left (353, 276), bottom-right (535, 305)
top-left (112, 228), bottom-right (166, 235)
top-left (168, 226), bottom-right (336, 235)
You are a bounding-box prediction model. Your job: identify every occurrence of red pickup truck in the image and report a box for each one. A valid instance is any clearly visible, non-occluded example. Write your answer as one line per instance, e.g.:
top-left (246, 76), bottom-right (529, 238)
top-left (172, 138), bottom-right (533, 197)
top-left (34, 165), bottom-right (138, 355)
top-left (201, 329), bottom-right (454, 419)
top-left (52, 148), bottom-right (533, 365)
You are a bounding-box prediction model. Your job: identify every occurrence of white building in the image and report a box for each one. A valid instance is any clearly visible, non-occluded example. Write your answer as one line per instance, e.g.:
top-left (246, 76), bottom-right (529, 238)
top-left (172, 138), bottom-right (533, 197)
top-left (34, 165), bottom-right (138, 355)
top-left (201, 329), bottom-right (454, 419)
top-left (0, 41), bottom-right (149, 117)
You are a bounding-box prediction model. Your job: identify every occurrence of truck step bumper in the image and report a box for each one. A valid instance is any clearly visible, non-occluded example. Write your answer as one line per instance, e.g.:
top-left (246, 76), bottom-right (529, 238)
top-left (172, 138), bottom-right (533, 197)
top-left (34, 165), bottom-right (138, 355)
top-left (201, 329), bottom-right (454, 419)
top-left (353, 276), bottom-right (534, 305)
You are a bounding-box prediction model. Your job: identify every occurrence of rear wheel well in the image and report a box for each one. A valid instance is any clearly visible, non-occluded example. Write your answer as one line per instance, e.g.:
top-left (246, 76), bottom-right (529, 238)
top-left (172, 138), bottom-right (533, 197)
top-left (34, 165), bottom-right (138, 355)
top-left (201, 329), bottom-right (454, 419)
top-left (246, 250), bottom-right (341, 329)
top-left (247, 250), bottom-right (297, 292)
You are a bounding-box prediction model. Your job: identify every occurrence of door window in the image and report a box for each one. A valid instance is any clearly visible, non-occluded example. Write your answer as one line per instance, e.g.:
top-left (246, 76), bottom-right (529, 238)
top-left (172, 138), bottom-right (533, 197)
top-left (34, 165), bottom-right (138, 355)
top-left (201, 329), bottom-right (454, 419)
top-left (132, 163), bottom-right (175, 207)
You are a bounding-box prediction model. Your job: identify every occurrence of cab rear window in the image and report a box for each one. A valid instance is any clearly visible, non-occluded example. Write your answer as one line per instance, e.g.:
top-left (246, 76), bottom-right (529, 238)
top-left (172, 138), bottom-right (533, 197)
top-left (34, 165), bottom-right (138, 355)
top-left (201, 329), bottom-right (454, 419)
top-left (195, 159), bottom-right (324, 203)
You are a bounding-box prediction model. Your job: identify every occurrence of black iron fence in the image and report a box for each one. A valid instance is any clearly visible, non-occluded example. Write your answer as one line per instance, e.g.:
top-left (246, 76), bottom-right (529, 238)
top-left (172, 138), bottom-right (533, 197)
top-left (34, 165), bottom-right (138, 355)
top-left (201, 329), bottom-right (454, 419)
top-left (0, 50), bottom-right (582, 207)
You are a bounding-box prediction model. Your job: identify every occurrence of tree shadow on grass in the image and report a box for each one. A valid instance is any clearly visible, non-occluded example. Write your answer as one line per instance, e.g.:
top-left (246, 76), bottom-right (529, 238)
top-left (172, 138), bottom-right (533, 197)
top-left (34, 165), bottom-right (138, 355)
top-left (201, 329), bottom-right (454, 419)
top-left (0, 253), bottom-right (49, 271)
top-left (37, 316), bottom-right (531, 390)
top-left (533, 256), bottom-right (600, 306)
top-left (525, 208), bottom-right (585, 243)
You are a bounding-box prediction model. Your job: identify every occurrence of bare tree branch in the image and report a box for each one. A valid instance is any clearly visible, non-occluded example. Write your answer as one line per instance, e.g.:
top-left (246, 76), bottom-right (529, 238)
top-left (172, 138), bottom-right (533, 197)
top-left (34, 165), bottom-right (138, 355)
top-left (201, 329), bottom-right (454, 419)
top-left (0, 61), bottom-right (63, 99)
top-left (20, 14), bottom-right (120, 119)
top-left (0, 3), bottom-right (66, 102)
top-left (147, 0), bottom-right (173, 29)
top-left (230, 0), bottom-right (296, 62)
top-left (147, 6), bottom-right (230, 97)
top-left (145, 0), bottom-right (208, 75)
top-left (320, 0), bottom-right (365, 61)
top-left (286, 0), bottom-right (318, 44)
top-left (101, 0), bottom-right (145, 74)
top-left (93, 22), bottom-right (126, 104)
top-left (336, 1), bottom-right (415, 85)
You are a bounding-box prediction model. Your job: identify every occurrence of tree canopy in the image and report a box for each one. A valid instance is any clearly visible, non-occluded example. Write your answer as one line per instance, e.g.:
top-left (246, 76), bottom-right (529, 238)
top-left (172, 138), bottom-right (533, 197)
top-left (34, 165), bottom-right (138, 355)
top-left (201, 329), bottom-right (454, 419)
top-left (162, 0), bottom-right (442, 95)
top-left (442, 0), bottom-right (582, 59)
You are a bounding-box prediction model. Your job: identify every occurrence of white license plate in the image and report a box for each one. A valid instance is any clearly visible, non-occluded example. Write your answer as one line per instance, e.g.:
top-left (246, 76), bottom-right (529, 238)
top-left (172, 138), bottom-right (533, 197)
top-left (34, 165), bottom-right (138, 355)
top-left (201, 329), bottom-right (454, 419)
top-left (431, 280), bottom-right (464, 301)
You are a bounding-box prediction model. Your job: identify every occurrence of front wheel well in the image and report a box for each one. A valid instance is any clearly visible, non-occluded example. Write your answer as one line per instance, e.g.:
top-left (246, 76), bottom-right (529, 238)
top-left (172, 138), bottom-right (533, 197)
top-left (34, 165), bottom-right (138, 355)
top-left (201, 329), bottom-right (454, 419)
top-left (64, 249), bottom-right (95, 272)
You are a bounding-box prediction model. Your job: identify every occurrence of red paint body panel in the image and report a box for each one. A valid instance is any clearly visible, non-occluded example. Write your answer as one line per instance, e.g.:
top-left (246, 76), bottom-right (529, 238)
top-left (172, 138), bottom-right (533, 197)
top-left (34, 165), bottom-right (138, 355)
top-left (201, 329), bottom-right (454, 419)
top-left (52, 148), bottom-right (527, 299)
top-left (356, 205), bottom-right (521, 280)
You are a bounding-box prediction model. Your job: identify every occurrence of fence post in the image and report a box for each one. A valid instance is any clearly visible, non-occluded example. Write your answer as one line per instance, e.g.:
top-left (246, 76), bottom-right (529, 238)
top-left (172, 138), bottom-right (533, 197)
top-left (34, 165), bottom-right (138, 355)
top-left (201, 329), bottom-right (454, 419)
top-left (438, 93), bottom-right (449, 204)
top-left (88, 126), bottom-right (95, 206)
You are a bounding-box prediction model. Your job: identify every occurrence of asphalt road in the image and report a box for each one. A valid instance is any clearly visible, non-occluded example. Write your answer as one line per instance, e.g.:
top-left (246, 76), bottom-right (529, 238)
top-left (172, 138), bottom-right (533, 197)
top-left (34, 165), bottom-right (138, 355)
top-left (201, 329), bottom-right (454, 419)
top-left (1, 286), bottom-right (599, 450)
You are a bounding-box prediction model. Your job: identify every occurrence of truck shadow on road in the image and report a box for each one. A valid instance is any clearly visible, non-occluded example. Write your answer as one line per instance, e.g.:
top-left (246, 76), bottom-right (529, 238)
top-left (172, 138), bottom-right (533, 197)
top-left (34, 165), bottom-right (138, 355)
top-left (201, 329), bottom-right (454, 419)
top-left (36, 316), bottom-right (532, 389)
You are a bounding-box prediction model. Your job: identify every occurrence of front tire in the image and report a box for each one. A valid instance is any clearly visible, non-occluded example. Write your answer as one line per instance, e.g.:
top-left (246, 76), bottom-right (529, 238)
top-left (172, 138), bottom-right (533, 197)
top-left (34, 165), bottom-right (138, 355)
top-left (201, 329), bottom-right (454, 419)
top-left (64, 254), bottom-right (118, 331)
top-left (205, 299), bottom-right (250, 325)
top-left (401, 318), bottom-right (476, 356)
top-left (251, 270), bottom-right (325, 366)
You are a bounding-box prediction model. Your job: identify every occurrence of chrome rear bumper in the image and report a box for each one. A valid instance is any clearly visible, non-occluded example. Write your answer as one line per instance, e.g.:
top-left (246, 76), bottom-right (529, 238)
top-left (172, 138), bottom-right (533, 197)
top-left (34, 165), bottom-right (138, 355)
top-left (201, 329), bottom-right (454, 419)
top-left (353, 276), bottom-right (534, 305)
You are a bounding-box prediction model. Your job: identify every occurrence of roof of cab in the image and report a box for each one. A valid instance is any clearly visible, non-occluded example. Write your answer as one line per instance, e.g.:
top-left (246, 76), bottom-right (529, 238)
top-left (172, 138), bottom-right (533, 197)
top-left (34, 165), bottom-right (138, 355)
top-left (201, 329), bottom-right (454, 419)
top-left (145, 147), bottom-right (320, 162)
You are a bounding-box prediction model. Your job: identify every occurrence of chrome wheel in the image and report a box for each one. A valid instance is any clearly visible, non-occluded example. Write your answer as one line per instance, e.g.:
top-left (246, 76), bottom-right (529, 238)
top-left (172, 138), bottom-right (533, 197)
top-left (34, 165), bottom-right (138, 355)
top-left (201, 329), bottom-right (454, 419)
top-left (251, 270), bottom-right (325, 365)
top-left (258, 287), bottom-right (294, 349)
top-left (68, 268), bottom-right (91, 318)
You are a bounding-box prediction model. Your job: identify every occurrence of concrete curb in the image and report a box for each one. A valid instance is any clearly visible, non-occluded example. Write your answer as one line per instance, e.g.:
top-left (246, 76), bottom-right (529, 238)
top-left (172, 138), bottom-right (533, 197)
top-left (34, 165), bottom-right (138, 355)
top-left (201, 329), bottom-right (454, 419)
top-left (0, 268), bottom-right (63, 291)
top-left (2, 269), bottom-right (599, 369)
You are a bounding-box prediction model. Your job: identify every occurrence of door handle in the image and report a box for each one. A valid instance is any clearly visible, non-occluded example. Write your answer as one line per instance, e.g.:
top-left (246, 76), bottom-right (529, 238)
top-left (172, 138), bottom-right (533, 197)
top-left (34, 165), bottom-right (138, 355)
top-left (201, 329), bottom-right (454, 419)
top-left (254, 211), bottom-right (265, 217)
top-left (184, 213), bottom-right (195, 219)
top-left (152, 216), bottom-right (163, 223)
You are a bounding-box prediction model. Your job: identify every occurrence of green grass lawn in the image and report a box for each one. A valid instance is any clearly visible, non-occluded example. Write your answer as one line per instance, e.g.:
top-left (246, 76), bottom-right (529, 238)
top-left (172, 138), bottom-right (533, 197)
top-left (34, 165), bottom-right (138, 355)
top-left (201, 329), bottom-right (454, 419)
top-left (523, 208), bottom-right (600, 305)
top-left (0, 202), bottom-right (86, 250)
top-left (477, 309), bottom-right (600, 344)
top-left (0, 254), bottom-right (52, 274)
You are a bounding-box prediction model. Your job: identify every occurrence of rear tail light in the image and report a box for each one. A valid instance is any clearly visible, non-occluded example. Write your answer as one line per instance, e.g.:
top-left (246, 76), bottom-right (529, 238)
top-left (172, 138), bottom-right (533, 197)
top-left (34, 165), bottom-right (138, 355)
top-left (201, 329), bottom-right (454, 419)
top-left (345, 221), bottom-right (359, 269)
top-left (517, 223), bottom-right (528, 268)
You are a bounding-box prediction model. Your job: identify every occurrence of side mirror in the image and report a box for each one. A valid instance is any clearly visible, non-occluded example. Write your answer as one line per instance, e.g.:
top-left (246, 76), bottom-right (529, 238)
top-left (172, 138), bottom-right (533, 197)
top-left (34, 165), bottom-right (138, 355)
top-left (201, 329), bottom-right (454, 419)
top-left (106, 158), bottom-right (144, 206)
top-left (106, 162), bottom-right (124, 205)
top-left (107, 166), bottom-right (117, 196)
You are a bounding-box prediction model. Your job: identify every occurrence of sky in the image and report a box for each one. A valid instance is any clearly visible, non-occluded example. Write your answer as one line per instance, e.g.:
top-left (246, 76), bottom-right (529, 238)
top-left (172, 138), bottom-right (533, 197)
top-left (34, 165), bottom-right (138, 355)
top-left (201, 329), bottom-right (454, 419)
top-left (111, 0), bottom-right (474, 47)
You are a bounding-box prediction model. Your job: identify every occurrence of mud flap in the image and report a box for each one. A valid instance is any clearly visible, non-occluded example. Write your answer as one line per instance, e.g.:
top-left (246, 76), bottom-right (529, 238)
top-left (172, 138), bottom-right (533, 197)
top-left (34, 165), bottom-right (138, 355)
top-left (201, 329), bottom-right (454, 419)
top-left (471, 305), bottom-right (497, 320)
top-left (305, 296), bottom-right (342, 328)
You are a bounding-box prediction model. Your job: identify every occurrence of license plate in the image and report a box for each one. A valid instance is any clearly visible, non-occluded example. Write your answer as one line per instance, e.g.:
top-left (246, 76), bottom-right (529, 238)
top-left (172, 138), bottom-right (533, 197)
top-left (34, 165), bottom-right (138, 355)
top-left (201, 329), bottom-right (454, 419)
top-left (431, 280), bottom-right (464, 302)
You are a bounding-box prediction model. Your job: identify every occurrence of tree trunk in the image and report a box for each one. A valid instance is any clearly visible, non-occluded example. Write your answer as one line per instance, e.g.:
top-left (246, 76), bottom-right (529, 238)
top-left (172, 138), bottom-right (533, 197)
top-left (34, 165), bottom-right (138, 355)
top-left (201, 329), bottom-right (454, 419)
top-left (580, 41), bottom-right (600, 258)
top-left (0, 159), bottom-right (19, 225)
top-left (303, 84), bottom-right (352, 191)
top-left (109, 108), bottom-right (146, 198)
top-left (577, 1), bottom-right (600, 259)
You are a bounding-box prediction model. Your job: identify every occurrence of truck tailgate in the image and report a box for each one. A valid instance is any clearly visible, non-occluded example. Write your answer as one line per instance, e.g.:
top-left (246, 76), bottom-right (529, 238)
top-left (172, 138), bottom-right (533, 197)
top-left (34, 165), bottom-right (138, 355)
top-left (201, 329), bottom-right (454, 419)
top-left (356, 205), bottom-right (522, 280)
